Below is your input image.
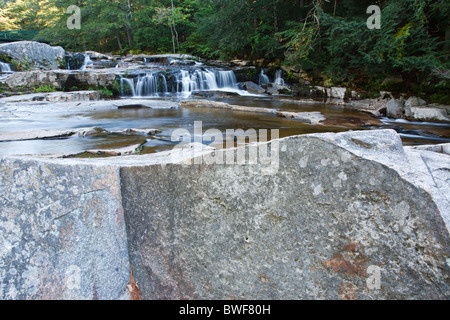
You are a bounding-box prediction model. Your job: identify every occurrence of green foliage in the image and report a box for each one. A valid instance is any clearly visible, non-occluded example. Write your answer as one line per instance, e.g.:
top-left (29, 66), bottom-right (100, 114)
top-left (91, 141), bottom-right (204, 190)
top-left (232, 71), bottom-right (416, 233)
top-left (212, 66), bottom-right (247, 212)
top-left (32, 84), bottom-right (57, 93)
top-left (112, 79), bottom-right (122, 95)
top-left (0, 2), bottom-right (18, 30)
top-left (87, 86), bottom-right (115, 98)
top-left (99, 87), bottom-right (114, 98)
top-left (4, 0), bottom-right (449, 101)
top-left (281, 0), bottom-right (449, 90)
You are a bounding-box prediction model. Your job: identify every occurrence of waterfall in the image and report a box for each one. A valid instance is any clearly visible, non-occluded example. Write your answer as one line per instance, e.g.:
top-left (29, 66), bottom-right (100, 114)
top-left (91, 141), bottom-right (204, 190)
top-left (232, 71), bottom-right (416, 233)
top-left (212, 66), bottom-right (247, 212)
top-left (177, 70), bottom-right (199, 93)
top-left (176, 69), bottom-right (235, 93)
top-left (120, 69), bottom-right (239, 97)
top-left (259, 70), bottom-right (270, 86)
top-left (274, 70), bottom-right (285, 86)
top-left (136, 74), bottom-right (157, 96)
top-left (80, 54), bottom-right (93, 70)
top-left (161, 74), bottom-right (168, 93)
top-left (176, 69), bottom-right (238, 94)
top-left (216, 70), bottom-right (238, 89)
top-left (199, 70), bottom-right (218, 90)
top-left (0, 62), bottom-right (12, 73)
top-left (120, 72), bottom-right (169, 97)
top-left (120, 78), bottom-right (137, 97)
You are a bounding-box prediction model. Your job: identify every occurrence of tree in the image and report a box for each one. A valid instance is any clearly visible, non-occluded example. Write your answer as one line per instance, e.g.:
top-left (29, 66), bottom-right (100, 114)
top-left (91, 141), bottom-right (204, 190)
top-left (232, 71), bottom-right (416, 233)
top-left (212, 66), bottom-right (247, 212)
top-left (152, 1), bottom-right (189, 53)
top-left (280, 0), bottom-right (449, 86)
top-left (0, 3), bottom-right (18, 30)
top-left (3, 0), bottom-right (51, 30)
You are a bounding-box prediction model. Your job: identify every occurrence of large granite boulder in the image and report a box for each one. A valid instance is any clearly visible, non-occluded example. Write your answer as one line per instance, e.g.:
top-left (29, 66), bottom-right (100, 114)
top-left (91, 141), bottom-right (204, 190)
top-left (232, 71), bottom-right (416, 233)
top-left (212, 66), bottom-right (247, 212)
top-left (0, 41), bottom-right (65, 70)
top-left (330, 87), bottom-right (347, 99)
top-left (386, 99), bottom-right (404, 118)
top-left (383, 97), bottom-right (449, 122)
top-left (0, 130), bottom-right (449, 300)
top-left (244, 81), bottom-right (266, 94)
top-left (121, 130), bottom-right (450, 300)
top-left (0, 158), bottom-right (130, 299)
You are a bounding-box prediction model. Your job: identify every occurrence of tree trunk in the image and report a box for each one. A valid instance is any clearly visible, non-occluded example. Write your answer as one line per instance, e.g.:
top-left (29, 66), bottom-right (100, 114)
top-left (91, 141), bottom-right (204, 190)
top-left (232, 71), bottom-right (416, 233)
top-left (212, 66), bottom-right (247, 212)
top-left (116, 31), bottom-right (123, 51)
top-left (299, 0), bottom-right (305, 20)
top-left (170, 0), bottom-right (179, 53)
top-left (127, 31), bottom-right (132, 47)
top-left (170, 25), bottom-right (176, 54)
top-left (125, 0), bottom-right (133, 47)
top-left (273, 1), bottom-right (279, 32)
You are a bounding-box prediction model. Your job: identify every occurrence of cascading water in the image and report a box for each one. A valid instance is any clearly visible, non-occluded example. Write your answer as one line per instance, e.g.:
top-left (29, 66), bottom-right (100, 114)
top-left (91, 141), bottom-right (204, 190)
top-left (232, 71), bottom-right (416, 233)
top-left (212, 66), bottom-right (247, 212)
top-left (120, 69), bottom-right (239, 97)
top-left (274, 70), bottom-right (285, 86)
top-left (259, 70), bottom-right (270, 86)
top-left (198, 69), bottom-right (218, 90)
top-left (80, 54), bottom-right (94, 70)
top-left (0, 62), bottom-right (12, 73)
top-left (120, 78), bottom-right (137, 97)
top-left (176, 69), bottom-right (237, 93)
top-left (120, 72), bottom-right (169, 97)
top-left (216, 70), bottom-right (238, 89)
top-left (177, 70), bottom-right (199, 93)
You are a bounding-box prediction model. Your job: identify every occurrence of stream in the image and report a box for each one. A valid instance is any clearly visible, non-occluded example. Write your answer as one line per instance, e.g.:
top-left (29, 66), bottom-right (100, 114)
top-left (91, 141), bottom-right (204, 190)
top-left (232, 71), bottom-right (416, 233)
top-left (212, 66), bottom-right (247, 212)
top-left (0, 94), bottom-right (449, 157)
top-left (0, 64), bottom-right (449, 157)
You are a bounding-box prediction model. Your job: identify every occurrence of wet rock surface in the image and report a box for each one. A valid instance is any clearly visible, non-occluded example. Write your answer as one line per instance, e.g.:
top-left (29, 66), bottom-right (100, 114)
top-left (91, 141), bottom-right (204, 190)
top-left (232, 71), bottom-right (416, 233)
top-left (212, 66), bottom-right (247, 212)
top-left (276, 111), bottom-right (326, 124)
top-left (244, 81), bottom-right (266, 94)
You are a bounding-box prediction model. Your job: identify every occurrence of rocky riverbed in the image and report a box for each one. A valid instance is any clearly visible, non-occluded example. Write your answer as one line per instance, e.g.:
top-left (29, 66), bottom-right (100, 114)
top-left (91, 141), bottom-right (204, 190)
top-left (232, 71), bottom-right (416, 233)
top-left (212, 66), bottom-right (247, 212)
top-left (0, 41), bottom-right (449, 300)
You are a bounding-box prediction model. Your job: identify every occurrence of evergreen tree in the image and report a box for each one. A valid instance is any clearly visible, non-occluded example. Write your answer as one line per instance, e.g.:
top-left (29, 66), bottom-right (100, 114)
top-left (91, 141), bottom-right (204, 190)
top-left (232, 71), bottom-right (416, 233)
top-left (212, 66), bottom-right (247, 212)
top-left (2, 0), bottom-right (448, 97)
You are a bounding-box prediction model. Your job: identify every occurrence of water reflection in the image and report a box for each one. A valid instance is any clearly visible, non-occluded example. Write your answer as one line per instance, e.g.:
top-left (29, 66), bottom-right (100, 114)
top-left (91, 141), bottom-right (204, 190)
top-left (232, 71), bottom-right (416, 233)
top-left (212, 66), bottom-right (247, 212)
top-left (0, 96), bottom-right (448, 156)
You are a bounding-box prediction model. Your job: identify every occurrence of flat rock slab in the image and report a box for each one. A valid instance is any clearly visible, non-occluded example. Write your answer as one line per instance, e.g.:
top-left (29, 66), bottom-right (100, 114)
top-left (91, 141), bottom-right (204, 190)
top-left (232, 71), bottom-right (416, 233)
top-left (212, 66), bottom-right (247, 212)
top-left (1, 130), bottom-right (449, 300)
top-left (407, 106), bottom-right (449, 122)
top-left (410, 143), bottom-right (450, 155)
top-left (181, 99), bottom-right (276, 114)
top-left (0, 98), bottom-right (180, 120)
top-left (276, 111), bottom-right (326, 124)
top-left (0, 127), bottom-right (119, 142)
top-left (0, 91), bottom-right (102, 103)
top-left (84, 144), bottom-right (143, 157)
top-left (0, 128), bottom-right (96, 142)
top-left (182, 99), bottom-right (330, 125)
